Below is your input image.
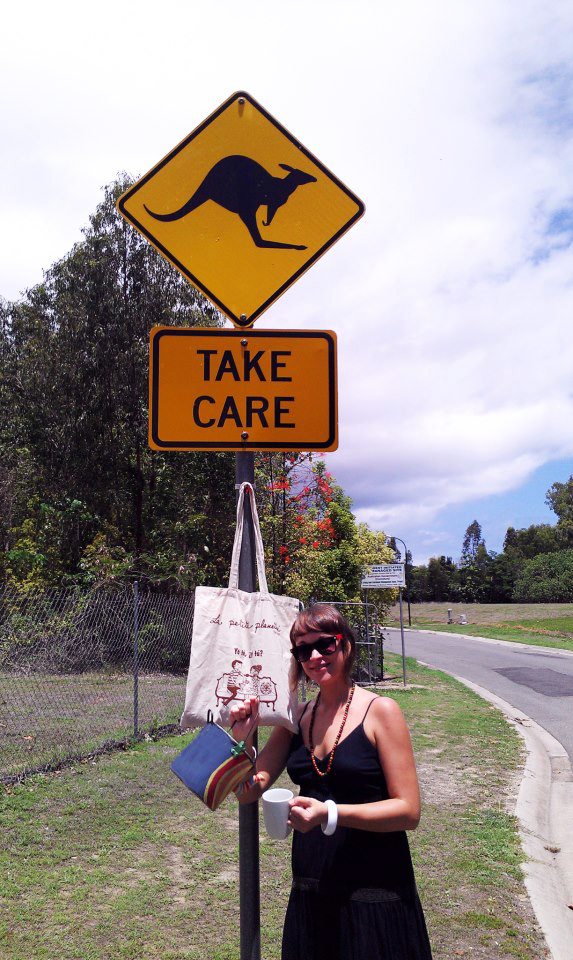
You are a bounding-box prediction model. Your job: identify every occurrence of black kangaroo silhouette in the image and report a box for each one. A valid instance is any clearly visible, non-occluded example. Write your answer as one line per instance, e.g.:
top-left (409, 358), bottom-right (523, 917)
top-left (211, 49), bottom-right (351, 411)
top-left (144, 155), bottom-right (317, 250)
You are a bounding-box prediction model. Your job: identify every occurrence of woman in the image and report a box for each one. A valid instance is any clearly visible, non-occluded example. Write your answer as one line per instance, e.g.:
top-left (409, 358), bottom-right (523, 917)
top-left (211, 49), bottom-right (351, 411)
top-left (230, 603), bottom-right (433, 960)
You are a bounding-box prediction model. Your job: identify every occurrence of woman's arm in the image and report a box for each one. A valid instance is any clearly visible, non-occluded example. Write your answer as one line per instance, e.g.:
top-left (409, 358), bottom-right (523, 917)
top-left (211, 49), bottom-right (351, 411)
top-left (288, 697), bottom-right (421, 833)
top-left (230, 697), bottom-right (294, 805)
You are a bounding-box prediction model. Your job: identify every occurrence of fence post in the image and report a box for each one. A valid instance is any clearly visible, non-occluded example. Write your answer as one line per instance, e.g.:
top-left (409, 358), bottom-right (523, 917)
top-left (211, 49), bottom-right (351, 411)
top-left (133, 581), bottom-right (139, 738)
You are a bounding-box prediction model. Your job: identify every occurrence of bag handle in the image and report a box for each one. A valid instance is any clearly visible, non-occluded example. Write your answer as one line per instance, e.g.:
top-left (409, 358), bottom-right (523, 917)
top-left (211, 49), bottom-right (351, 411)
top-left (229, 482), bottom-right (269, 594)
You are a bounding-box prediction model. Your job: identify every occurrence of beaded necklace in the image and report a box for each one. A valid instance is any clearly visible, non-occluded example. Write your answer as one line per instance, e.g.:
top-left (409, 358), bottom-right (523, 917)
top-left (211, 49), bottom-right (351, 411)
top-left (308, 683), bottom-right (355, 777)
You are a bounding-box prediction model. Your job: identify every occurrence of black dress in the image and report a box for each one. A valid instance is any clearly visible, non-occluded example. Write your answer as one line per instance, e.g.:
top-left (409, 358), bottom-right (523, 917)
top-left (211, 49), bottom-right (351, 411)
top-left (282, 701), bottom-right (433, 960)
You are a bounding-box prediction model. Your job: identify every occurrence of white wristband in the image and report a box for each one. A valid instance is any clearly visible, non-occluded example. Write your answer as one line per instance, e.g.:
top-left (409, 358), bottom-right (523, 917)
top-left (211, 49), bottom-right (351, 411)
top-left (321, 799), bottom-right (338, 836)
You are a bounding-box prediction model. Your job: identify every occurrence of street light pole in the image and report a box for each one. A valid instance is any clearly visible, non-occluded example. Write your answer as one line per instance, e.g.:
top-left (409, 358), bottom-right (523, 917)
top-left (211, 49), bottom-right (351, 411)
top-left (387, 535), bottom-right (411, 627)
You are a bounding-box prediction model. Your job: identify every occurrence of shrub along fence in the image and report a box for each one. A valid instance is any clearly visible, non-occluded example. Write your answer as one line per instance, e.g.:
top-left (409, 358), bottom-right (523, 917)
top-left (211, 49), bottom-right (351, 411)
top-left (0, 583), bottom-right (193, 783)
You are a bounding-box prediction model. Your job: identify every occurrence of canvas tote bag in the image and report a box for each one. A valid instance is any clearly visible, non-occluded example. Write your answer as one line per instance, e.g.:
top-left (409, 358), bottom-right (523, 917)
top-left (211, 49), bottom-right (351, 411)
top-left (180, 482), bottom-right (300, 733)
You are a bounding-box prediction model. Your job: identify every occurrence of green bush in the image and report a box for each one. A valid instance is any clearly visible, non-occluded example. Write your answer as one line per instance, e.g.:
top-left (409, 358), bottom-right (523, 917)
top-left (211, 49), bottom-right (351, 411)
top-left (512, 549), bottom-right (573, 602)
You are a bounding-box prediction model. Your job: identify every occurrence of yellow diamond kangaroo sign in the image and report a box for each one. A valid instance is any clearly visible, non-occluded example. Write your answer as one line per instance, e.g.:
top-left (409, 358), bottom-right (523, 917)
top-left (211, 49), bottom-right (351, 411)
top-left (117, 91), bottom-right (364, 327)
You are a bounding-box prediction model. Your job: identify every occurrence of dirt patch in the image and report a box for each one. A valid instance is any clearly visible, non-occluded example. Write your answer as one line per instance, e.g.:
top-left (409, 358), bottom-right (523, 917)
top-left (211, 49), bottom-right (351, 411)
top-left (417, 754), bottom-right (521, 813)
top-left (211, 867), bottom-right (240, 884)
top-left (417, 760), bottom-right (473, 806)
top-left (167, 846), bottom-right (189, 904)
top-left (221, 816), bottom-right (239, 832)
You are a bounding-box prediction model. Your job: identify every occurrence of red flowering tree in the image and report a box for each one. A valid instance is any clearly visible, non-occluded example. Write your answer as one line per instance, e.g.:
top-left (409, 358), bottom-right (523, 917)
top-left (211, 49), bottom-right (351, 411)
top-left (255, 452), bottom-right (328, 591)
top-left (254, 453), bottom-right (394, 608)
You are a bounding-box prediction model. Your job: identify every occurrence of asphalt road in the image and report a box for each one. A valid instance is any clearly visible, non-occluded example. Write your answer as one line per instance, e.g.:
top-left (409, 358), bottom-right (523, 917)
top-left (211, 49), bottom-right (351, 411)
top-left (383, 628), bottom-right (573, 765)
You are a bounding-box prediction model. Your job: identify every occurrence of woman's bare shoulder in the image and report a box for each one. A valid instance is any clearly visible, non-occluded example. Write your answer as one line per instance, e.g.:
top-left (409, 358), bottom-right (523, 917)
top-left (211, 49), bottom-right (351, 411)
top-left (364, 693), bottom-right (407, 731)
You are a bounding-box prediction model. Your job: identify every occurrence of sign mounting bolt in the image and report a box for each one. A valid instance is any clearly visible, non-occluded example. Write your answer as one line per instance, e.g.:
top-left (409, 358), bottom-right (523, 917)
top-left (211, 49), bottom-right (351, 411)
top-left (238, 97), bottom-right (245, 105)
top-left (241, 339), bottom-right (248, 347)
top-left (240, 314), bottom-right (247, 323)
top-left (241, 431), bottom-right (249, 440)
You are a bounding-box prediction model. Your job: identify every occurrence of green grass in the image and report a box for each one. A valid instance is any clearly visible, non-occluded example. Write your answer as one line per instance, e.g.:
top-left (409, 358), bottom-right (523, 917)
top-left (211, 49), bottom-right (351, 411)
top-left (388, 602), bottom-right (573, 651)
top-left (518, 615), bottom-right (573, 631)
top-left (410, 620), bottom-right (573, 650)
top-left (0, 656), bottom-right (547, 960)
top-left (390, 601), bottom-right (573, 623)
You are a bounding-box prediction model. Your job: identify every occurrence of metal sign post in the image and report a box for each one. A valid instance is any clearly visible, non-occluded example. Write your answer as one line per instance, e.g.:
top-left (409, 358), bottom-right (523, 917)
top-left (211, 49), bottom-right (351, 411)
top-left (119, 89), bottom-right (363, 960)
top-left (398, 588), bottom-right (407, 688)
top-left (235, 452), bottom-right (260, 960)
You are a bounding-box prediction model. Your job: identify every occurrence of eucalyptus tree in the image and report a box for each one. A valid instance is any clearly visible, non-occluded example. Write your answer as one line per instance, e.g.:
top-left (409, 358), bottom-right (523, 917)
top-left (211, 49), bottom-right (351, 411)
top-left (3, 177), bottom-right (235, 586)
top-left (546, 477), bottom-right (573, 547)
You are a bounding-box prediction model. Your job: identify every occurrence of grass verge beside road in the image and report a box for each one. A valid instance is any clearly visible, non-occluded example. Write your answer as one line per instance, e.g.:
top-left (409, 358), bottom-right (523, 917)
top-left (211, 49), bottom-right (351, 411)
top-left (389, 602), bottom-right (573, 651)
top-left (0, 655), bottom-right (548, 960)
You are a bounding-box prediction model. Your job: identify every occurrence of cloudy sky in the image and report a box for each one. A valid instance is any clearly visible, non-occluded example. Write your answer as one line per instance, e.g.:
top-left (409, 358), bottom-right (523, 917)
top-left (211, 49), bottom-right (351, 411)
top-left (3, 0), bottom-right (573, 563)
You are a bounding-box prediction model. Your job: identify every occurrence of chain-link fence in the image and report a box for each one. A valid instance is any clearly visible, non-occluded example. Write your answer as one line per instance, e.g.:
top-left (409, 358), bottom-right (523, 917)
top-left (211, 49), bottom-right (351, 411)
top-left (1, 586), bottom-right (400, 784)
top-left (0, 582), bottom-right (193, 783)
top-left (315, 598), bottom-right (401, 685)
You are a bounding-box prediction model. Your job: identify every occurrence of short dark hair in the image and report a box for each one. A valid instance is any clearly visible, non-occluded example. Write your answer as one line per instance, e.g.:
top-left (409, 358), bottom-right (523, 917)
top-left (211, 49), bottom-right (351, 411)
top-left (290, 603), bottom-right (356, 683)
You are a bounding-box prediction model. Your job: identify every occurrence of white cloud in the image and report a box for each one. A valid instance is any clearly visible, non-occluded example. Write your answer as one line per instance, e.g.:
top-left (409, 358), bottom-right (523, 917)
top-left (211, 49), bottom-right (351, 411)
top-left (2, 0), bottom-right (573, 562)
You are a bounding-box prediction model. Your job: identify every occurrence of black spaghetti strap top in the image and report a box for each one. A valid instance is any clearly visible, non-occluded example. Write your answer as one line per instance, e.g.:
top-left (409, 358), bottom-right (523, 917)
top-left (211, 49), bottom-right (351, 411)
top-left (286, 697), bottom-right (417, 894)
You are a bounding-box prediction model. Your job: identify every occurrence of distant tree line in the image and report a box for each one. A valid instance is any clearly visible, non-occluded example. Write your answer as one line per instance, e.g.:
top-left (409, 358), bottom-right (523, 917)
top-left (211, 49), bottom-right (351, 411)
top-left (409, 480), bottom-right (573, 603)
top-left (0, 177), bottom-right (394, 607)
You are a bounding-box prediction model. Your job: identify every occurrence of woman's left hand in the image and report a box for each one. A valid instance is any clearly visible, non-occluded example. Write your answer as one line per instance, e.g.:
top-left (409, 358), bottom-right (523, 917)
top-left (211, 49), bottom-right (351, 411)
top-left (288, 796), bottom-right (327, 833)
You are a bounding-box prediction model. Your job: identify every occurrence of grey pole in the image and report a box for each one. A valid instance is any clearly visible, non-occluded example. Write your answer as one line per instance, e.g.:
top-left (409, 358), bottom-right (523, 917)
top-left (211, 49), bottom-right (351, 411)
top-left (398, 588), bottom-right (407, 687)
top-left (235, 452), bottom-right (261, 960)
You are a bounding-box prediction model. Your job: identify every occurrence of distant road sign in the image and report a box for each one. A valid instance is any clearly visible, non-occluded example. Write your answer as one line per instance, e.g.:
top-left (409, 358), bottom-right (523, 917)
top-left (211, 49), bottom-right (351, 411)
top-left (149, 327), bottom-right (337, 451)
top-left (361, 564), bottom-right (406, 589)
top-left (117, 91), bottom-right (364, 328)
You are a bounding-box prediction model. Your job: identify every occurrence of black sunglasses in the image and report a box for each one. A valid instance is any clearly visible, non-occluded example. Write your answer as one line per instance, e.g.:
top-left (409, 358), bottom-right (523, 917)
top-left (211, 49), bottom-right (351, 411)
top-left (291, 634), bottom-right (342, 663)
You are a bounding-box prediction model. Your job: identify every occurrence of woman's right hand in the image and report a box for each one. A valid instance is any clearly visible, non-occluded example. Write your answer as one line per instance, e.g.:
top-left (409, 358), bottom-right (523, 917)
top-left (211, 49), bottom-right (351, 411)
top-left (229, 696), bottom-right (260, 744)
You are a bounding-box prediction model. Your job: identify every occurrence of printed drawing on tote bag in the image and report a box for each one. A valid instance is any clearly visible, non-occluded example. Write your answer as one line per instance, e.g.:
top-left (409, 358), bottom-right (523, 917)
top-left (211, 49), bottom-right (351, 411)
top-left (180, 482), bottom-right (300, 731)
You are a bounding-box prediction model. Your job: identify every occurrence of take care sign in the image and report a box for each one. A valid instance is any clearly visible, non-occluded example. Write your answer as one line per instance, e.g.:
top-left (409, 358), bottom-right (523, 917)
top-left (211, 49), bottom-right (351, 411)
top-left (149, 327), bottom-right (338, 451)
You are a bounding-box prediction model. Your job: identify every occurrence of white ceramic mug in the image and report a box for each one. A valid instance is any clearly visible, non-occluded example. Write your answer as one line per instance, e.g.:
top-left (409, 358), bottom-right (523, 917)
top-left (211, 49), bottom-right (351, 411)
top-left (262, 788), bottom-right (293, 840)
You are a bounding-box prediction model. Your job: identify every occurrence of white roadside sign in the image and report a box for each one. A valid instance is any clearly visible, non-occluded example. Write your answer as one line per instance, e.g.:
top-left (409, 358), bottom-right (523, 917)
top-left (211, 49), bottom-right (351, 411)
top-left (361, 563), bottom-right (406, 589)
